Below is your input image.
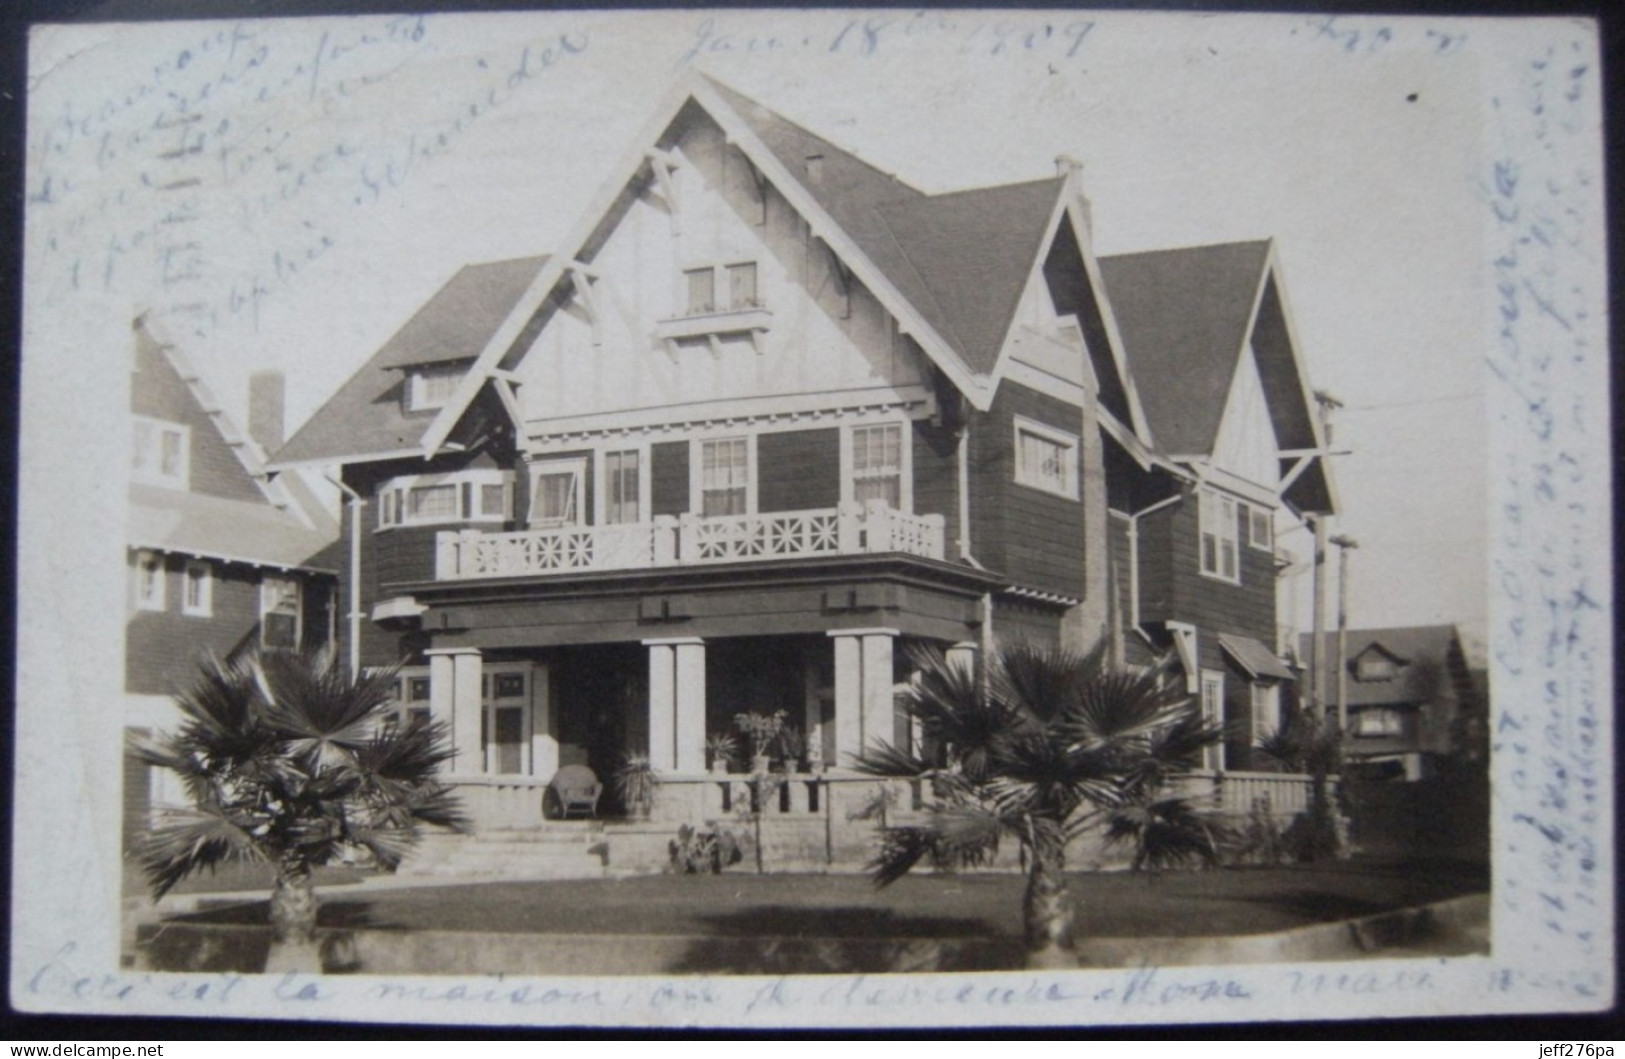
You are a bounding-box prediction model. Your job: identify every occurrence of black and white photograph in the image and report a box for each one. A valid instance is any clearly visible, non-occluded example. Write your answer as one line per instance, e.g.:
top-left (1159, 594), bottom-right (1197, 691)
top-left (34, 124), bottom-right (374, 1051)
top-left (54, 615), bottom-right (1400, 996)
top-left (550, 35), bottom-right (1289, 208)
top-left (12, 6), bottom-right (1610, 1029)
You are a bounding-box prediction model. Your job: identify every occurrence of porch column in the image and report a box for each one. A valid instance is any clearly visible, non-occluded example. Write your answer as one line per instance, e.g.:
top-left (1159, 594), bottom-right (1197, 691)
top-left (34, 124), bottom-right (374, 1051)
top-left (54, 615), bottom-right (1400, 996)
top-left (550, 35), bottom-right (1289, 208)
top-left (427, 647), bottom-right (483, 773)
top-left (531, 662), bottom-right (558, 779)
top-left (829, 628), bottom-right (900, 768)
top-left (644, 637), bottom-right (706, 773)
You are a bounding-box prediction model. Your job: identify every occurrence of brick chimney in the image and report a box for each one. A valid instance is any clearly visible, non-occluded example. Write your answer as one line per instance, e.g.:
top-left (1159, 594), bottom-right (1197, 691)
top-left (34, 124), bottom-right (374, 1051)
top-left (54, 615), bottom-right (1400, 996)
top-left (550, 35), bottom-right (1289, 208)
top-left (248, 370), bottom-right (286, 455)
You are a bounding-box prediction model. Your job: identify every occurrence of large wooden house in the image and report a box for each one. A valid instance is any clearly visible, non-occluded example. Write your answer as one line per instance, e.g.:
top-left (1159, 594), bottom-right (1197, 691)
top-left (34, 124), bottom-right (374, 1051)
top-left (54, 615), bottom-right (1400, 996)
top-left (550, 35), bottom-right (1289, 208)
top-left (124, 317), bottom-right (340, 843)
top-left (269, 74), bottom-right (1338, 833)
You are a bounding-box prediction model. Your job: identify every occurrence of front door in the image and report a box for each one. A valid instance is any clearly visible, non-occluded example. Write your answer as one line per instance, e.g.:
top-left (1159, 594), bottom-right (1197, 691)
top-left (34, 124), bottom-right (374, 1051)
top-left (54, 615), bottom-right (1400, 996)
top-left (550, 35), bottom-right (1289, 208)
top-left (482, 665), bottom-right (532, 775)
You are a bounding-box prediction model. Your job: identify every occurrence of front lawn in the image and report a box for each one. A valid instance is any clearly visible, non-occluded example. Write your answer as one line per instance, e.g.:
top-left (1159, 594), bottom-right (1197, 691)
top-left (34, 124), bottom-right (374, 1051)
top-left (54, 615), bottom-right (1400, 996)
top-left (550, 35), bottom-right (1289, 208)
top-left (172, 857), bottom-right (1487, 940)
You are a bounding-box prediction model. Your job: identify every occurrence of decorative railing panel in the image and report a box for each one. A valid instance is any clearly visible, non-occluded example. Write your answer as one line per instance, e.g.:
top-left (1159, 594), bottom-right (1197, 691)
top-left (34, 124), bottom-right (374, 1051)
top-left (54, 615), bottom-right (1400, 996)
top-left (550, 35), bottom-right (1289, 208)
top-left (436, 503), bottom-right (945, 580)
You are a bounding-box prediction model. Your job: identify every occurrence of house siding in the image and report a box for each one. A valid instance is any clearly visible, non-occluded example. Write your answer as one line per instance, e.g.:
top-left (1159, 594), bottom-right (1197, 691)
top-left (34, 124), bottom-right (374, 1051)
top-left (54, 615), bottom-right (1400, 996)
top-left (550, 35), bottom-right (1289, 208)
top-left (133, 339), bottom-right (267, 506)
top-left (967, 381), bottom-right (1087, 600)
top-left (1137, 488), bottom-right (1275, 648)
top-left (911, 418), bottom-right (959, 555)
top-left (125, 555), bottom-right (327, 695)
top-left (758, 428), bottom-right (839, 512)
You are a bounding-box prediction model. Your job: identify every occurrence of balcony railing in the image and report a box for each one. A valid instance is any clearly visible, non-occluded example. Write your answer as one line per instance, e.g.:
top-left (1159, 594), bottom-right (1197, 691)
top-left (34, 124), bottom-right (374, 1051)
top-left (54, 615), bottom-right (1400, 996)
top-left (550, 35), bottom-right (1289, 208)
top-left (436, 501), bottom-right (946, 581)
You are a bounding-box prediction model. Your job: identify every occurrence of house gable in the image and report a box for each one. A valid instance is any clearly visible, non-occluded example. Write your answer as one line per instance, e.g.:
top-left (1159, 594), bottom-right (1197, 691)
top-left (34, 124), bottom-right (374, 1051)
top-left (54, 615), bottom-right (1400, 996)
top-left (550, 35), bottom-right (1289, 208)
top-left (1209, 342), bottom-right (1279, 491)
top-left (515, 107), bottom-right (930, 433)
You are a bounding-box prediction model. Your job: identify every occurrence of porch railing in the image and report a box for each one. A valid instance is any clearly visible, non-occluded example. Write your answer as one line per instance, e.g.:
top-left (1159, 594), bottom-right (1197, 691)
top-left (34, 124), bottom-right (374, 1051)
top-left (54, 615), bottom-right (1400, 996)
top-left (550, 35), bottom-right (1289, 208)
top-left (1168, 770), bottom-right (1329, 817)
top-left (436, 501), bottom-right (945, 580)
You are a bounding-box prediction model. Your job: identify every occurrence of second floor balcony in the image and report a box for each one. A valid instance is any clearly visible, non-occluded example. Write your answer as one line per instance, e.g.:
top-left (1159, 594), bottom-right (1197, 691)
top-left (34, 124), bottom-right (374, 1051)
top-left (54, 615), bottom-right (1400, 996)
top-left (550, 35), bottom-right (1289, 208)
top-left (435, 500), bottom-right (946, 581)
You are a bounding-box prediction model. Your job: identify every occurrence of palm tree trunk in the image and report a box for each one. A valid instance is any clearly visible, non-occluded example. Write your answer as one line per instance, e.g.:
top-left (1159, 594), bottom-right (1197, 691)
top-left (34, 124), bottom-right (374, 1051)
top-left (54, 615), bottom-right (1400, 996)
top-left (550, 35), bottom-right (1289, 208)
top-left (1023, 837), bottom-right (1076, 969)
top-left (264, 853), bottom-right (322, 973)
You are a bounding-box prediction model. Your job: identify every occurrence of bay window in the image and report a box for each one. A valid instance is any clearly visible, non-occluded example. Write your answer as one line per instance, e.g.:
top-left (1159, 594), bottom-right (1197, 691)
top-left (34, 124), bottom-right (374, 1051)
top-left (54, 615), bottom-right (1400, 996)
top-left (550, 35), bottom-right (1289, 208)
top-left (376, 469), bottom-right (513, 529)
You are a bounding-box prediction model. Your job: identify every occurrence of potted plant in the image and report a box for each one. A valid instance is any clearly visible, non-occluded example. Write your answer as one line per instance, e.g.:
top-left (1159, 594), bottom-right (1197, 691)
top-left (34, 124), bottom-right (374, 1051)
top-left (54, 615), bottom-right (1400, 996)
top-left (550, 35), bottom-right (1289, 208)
top-left (705, 733), bottom-right (737, 775)
top-left (775, 726), bottom-right (806, 775)
top-left (734, 710), bottom-right (786, 774)
top-left (614, 752), bottom-right (659, 820)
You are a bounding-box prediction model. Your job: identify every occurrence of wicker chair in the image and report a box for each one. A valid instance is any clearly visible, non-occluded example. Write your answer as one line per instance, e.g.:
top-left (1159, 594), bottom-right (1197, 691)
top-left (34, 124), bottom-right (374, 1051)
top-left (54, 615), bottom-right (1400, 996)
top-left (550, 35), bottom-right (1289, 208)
top-left (548, 764), bottom-right (603, 819)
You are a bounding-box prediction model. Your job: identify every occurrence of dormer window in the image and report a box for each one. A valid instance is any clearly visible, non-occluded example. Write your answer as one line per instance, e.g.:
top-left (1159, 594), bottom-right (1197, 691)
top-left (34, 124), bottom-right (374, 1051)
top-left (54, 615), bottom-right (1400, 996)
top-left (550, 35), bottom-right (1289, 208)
top-left (407, 364), bottom-right (467, 413)
top-left (132, 416), bottom-right (189, 489)
top-left (1354, 652), bottom-right (1401, 682)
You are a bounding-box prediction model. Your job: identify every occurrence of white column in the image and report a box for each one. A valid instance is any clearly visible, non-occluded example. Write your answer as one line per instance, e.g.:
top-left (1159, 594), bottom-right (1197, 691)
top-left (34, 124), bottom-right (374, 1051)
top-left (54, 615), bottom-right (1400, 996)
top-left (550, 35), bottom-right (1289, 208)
top-left (645, 641), bottom-right (676, 771)
top-left (860, 630), bottom-right (898, 750)
top-left (831, 633), bottom-right (863, 766)
top-left (530, 662), bottom-right (558, 779)
top-left (829, 628), bottom-right (900, 767)
top-left (428, 647), bottom-right (483, 774)
top-left (674, 640), bottom-right (707, 774)
top-left (645, 637), bottom-right (706, 773)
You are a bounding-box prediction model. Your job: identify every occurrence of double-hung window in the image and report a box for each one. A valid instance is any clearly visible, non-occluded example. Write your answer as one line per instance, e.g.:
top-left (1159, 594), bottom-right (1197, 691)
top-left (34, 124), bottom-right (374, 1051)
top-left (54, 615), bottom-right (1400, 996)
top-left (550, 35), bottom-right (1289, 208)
top-left (699, 438), bottom-right (749, 517)
top-left (850, 424), bottom-right (902, 509)
top-left (1248, 505), bottom-right (1273, 550)
top-left (1250, 683), bottom-right (1280, 746)
top-left (1012, 417), bottom-right (1079, 500)
top-left (182, 559), bottom-right (212, 617)
top-left (1199, 669), bottom-right (1226, 770)
top-left (1354, 708), bottom-right (1404, 737)
top-left (134, 550), bottom-right (165, 611)
top-left (1199, 488), bottom-right (1241, 583)
top-left (260, 575), bottom-right (302, 650)
top-left (132, 416), bottom-right (189, 489)
top-left (603, 449), bottom-right (642, 525)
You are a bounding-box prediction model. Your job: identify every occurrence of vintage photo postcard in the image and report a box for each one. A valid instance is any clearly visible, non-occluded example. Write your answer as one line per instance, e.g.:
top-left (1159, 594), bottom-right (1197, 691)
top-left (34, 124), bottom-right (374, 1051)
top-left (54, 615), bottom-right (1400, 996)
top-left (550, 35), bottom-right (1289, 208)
top-left (13, 7), bottom-right (1611, 1029)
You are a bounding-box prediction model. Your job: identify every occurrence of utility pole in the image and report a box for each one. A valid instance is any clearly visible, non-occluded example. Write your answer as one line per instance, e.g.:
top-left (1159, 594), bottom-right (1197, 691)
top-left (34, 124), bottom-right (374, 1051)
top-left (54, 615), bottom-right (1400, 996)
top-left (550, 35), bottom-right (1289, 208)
top-left (1330, 534), bottom-right (1359, 732)
top-left (1307, 389), bottom-right (1344, 718)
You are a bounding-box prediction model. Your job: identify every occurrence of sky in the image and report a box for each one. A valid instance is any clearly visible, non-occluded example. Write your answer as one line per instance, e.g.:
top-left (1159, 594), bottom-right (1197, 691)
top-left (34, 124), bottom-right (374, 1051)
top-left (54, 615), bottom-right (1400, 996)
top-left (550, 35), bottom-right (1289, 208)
top-left (23, 7), bottom-right (1597, 659)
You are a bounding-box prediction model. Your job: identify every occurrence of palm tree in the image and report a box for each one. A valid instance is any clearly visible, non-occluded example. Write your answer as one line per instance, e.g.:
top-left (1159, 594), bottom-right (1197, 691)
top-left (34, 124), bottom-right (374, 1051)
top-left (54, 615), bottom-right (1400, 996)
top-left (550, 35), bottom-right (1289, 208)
top-left (130, 648), bottom-right (466, 971)
top-left (1257, 704), bottom-right (1350, 861)
top-left (854, 642), bottom-right (1222, 968)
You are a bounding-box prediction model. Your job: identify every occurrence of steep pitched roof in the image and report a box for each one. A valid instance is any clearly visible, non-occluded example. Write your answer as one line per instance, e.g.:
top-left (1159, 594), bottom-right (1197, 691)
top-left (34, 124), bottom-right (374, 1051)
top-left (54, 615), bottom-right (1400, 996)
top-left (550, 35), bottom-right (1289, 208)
top-left (1097, 241), bottom-right (1272, 456)
top-left (274, 256), bottom-right (549, 466)
top-left (1299, 625), bottom-right (1465, 709)
top-left (707, 77), bottom-right (1065, 376)
top-left (135, 319), bottom-right (336, 536)
top-left (872, 179), bottom-right (1066, 374)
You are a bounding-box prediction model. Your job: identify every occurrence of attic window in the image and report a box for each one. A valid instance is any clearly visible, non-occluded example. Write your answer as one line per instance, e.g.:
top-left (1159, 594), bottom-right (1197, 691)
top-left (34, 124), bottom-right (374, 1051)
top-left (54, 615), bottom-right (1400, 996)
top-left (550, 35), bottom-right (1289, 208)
top-left (132, 416), bottom-right (189, 489)
top-left (407, 364), bottom-right (467, 413)
top-left (1355, 653), bottom-right (1400, 682)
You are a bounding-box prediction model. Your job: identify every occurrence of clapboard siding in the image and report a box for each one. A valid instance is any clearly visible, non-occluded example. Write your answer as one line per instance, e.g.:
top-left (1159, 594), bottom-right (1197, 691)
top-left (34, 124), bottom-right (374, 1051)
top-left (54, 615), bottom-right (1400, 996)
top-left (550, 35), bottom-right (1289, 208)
top-left (912, 418), bottom-right (959, 549)
top-left (651, 441), bottom-right (689, 517)
top-left (125, 556), bottom-right (328, 695)
top-left (1158, 489), bottom-right (1277, 646)
top-left (758, 428), bottom-right (839, 512)
top-left (968, 382), bottom-right (1087, 599)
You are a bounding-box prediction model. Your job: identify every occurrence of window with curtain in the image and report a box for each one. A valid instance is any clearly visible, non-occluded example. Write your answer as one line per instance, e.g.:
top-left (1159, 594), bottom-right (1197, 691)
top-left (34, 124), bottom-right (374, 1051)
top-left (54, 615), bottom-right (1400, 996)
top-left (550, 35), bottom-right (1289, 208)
top-left (700, 438), bottom-right (748, 516)
top-left (850, 424), bottom-right (901, 508)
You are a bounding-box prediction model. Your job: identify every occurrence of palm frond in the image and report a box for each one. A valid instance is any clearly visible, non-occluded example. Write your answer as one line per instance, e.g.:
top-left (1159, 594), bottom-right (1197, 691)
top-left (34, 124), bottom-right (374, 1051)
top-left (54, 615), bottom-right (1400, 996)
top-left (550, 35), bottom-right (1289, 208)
top-left (259, 651), bottom-right (397, 772)
top-left (850, 739), bottom-right (929, 779)
top-left (1104, 796), bottom-right (1221, 872)
top-left (899, 643), bottom-right (1026, 782)
top-left (991, 642), bottom-right (1086, 724)
top-left (867, 802), bottom-right (1004, 886)
top-left (137, 807), bottom-right (267, 898)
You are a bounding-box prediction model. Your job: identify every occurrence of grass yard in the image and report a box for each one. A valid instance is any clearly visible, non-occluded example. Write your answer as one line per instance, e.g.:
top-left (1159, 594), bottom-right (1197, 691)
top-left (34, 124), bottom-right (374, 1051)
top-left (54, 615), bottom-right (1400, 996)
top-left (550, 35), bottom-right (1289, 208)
top-left (172, 857), bottom-right (1487, 941)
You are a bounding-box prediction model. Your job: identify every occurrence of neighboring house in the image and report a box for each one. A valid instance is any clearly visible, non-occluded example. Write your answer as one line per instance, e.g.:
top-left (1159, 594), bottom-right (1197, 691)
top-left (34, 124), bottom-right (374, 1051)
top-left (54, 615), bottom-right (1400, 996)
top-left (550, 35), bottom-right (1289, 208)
top-left (124, 316), bottom-right (340, 844)
top-left (268, 74), bottom-right (1338, 829)
top-left (1299, 624), bottom-right (1480, 780)
top-left (1097, 242), bottom-right (1337, 773)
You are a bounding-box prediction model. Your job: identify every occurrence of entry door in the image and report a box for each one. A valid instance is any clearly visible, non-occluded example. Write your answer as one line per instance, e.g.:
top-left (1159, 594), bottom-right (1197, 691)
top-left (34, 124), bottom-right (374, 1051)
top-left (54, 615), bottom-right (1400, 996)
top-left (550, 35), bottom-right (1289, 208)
top-left (482, 666), bottom-right (532, 775)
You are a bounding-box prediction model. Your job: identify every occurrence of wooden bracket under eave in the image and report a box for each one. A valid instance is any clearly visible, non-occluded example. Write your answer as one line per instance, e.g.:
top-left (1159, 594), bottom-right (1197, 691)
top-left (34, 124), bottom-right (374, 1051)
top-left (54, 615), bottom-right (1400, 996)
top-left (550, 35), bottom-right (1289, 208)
top-left (647, 148), bottom-right (681, 235)
top-left (568, 264), bottom-right (602, 347)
